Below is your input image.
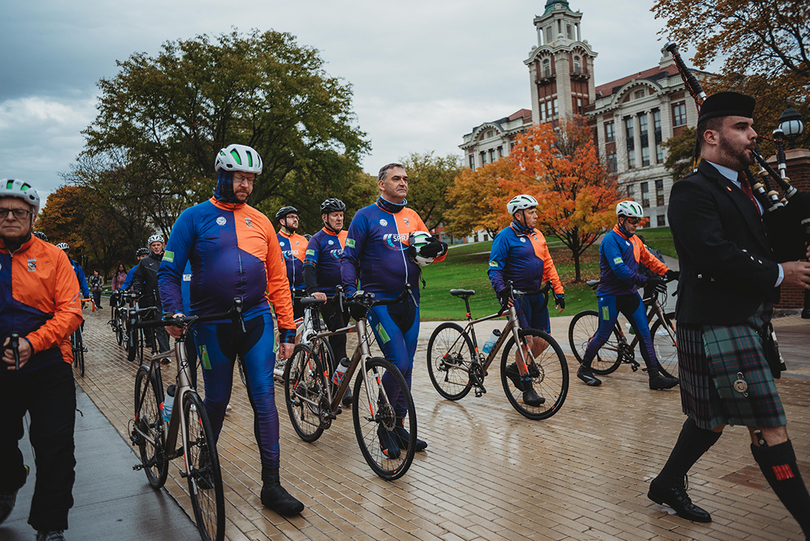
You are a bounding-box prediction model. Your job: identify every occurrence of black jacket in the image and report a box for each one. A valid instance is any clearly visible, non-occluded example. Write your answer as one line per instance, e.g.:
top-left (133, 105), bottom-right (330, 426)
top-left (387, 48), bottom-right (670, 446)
top-left (132, 251), bottom-right (164, 309)
top-left (667, 160), bottom-right (780, 325)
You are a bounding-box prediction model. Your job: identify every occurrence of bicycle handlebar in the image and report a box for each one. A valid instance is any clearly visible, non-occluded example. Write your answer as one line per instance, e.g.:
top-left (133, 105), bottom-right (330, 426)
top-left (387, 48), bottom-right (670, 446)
top-left (135, 297), bottom-right (244, 330)
top-left (498, 280), bottom-right (553, 316)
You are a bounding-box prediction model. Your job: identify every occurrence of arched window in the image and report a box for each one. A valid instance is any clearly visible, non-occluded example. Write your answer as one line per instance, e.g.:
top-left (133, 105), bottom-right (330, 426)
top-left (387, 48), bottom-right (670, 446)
top-left (542, 58), bottom-right (551, 78)
top-left (573, 56), bottom-right (581, 74)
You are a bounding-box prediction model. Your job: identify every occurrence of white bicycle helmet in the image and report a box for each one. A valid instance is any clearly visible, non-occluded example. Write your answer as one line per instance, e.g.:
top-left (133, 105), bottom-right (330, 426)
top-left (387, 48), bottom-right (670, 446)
top-left (0, 179), bottom-right (41, 216)
top-left (409, 231), bottom-right (436, 267)
top-left (56, 242), bottom-right (70, 250)
top-left (616, 200), bottom-right (644, 219)
top-left (148, 234), bottom-right (164, 244)
top-left (214, 144), bottom-right (263, 174)
top-left (506, 194), bottom-right (538, 215)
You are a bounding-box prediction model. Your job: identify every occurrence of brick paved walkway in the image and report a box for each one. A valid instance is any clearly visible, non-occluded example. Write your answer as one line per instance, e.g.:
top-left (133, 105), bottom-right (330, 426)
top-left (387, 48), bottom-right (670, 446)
top-left (74, 307), bottom-right (809, 540)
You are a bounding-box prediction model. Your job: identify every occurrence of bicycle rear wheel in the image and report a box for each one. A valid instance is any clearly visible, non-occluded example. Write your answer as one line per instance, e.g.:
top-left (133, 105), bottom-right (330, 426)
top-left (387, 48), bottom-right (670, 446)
top-left (651, 316), bottom-right (678, 379)
top-left (126, 324), bottom-right (139, 362)
top-left (133, 366), bottom-right (168, 488)
top-left (72, 328), bottom-right (85, 377)
top-left (501, 328), bottom-right (568, 420)
top-left (183, 391), bottom-right (225, 541)
top-left (352, 357), bottom-right (415, 480)
top-left (426, 322), bottom-right (474, 400)
top-left (284, 344), bottom-right (327, 442)
top-left (568, 310), bottom-right (622, 375)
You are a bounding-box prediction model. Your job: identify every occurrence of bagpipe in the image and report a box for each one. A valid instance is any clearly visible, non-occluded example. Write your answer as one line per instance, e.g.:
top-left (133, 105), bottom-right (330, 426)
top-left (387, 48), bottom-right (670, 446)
top-left (664, 42), bottom-right (810, 262)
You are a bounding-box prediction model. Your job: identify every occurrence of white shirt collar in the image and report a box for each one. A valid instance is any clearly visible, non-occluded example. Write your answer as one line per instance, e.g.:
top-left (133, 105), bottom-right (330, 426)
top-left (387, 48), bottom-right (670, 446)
top-left (705, 160), bottom-right (740, 187)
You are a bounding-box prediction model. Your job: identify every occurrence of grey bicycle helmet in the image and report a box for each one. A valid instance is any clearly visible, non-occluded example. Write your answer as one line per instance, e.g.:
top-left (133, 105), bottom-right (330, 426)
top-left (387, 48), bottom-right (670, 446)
top-left (56, 242), bottom-right (70, 250)
top-left (33, 231), bottom-right (48, 241)
top-left (136, 247), bottom-right (150, 257)
top-left (0, 179), bottom-right (41, 216)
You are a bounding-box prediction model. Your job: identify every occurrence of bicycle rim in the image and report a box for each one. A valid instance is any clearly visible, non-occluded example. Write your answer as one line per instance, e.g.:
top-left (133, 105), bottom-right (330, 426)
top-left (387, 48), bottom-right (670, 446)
top-left (352, 357), bottom-right (416, 480)
top-left (184, 391), bottom-right (225, 541)
top-left (568, 310), bottom-right (622, 375)
top-left (426, 322), bottom-right (474, 400)
top-left (500, 328), bottom-right (569, 420)
top-left (652, 319), bottom-right (679, 379)
top-left (284, 344), bottom-right (326, 442)
top-left (133, 367), bottom-right (168, 488)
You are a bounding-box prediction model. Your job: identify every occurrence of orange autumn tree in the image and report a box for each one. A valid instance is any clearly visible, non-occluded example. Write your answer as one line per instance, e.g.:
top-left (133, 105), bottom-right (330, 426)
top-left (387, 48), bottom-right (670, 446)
top-left (499, 118), bottom-right (620, 282)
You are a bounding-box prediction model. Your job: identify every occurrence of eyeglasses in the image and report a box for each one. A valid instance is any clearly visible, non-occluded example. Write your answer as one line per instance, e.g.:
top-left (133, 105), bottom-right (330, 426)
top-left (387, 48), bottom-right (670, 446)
top-left (0, 208), bottom-right (32, 220)
top-left (233, 174), bottom-right (256, 185)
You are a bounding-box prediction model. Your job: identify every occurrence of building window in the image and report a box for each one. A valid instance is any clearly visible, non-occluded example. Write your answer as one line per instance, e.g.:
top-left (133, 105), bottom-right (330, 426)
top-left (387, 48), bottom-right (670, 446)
top-left (573, 56), bottom-right (581, 73)
top-left (545, 27), bottom-right (552, 43)
top-left (639, 114), bottom-right (649, 146)
top-left (625, 117), bottom-right (635, 168)
top-left (480, 151), bottom-right (486, 165)
top-left (567, 24), bottom-right (573, 39)
top-left (653, 110), bottom-right (663, 163)
top-left (542, 58), bottom-right (551, 77)
top-left (656, 179), bottom-right (665, 206)
top-left (626, 184), bottom-right (635, 199)
top-left (634, 89), bottom-right (645, 100)
top-left (489, 149), bottom-right (495, 162)
top-left (641, 182), bottom-right (650, 207)
top-left (672, 103), bottom-right (687, 126)
top-left (607, 152), bottom-right (617, 173)
top-left (553, 98), bottom-right (559, 117)
top-left (469, 155), bottom-right (475, 169)
top-left (576, 98), bottom-right (583, 114)
top-left (657, 214), bottom-right (666, 227)
top-left (605, 121), bottom-right (615, 143)
top-left (497, 146), bottom-right (504, 158)
top-left (642, 146), bottom-right (650, 167)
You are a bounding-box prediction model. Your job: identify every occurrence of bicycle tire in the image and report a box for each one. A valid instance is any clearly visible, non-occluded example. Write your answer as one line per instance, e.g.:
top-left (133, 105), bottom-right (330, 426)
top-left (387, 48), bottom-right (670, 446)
top-left (568, 310), bottom-right (623, 375)
top-left (352, 357), bottom-right (416, 480)
top-left (314, 338), bottom-right (336, 389)
top-left (426, 322), bottom-right (475, 400)
top-left (284, 344), bottom-right (327, 443)
top-left (133, 366), bottom-right (168, 488)
top-left (183, 391), bottom-right (225, 541)
top-left (115, 311), bottom-right (125, 346)
top-left (237, 356), bottom-right (247, 387)
top-left (651, 318), bottom-right (679, 379)
top-left (127, 325), bottom-right (138, 362)
top-left (500, 328), bottom-right (568, 420)
top-left (73, 328), bottom-right (85, 377)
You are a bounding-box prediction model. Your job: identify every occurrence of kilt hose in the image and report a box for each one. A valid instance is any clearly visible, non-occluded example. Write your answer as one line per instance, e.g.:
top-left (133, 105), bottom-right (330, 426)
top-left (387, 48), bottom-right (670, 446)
top-left (676, 302), bottom-right (786, 430)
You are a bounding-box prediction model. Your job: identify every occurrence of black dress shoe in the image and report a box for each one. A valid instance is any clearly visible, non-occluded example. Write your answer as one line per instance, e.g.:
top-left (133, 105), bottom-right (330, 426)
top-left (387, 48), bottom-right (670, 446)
top-left (648, 478), bottom-right (712, 523)
top-left (577, 365), bottom-right (602, 386)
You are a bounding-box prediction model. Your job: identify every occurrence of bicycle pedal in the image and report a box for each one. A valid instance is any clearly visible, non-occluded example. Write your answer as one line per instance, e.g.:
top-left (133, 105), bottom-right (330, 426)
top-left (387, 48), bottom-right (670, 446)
top-left (132, 464), bottom-right (144, 471)
top-left (336, 405), bottom-right (342, 416)
top-left (474, 386), bottom-right (486, 397)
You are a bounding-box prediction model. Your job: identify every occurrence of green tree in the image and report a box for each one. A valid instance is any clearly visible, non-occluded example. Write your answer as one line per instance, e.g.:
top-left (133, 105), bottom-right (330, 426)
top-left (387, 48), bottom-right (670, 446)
top-left (661, 126), bottom-right (697, 181)
top-left (444, 159), bottom-right (514, 239)
top-left (80, 29), bottom-right (370, 230)
top-left (399, 152), bottom-right (462, 230)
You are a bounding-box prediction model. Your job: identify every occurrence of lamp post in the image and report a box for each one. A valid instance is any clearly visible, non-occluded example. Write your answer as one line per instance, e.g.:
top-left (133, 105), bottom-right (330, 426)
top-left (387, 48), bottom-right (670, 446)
top-left (777, 107), bottom-right (804, 149)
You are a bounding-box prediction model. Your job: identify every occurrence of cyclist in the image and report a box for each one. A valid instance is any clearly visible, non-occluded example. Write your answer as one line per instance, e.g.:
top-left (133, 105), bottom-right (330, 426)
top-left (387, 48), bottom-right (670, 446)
top-left (303, 197), bottom-right (351, 405)
top-left (275, 206), bottom-right (307, 322)
top-left (121, 248), bottom-right (149, 291)
top-left (576, 201), bottom-right (679, 389)
top-left (57, 242), bottom-right (90, 301)
top-left (158, 143), bottom-right (303, 516)
top-left (132, 234), bottom-right (170, 356)
top-left (342, 162), bottom-right (447, 457)
top-left (488, 194), bottom-right (565, 407)
top-left (1, 179), bottom-right (83, 541)
top-left (88, 270), bottom-right (103, 309)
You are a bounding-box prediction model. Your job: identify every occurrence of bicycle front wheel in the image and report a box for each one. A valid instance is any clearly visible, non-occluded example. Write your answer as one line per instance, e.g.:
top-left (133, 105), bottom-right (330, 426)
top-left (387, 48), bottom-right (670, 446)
top-left (72, 329), bottom-right (85, 377)
top-left (651, 317), bottom-right (678, 379)
top-left (284, 344), bottom-right (327, 443)
top-left (133, 366), bottom-right (168, 488)
top-left (126, 325), bottom-right (138, 362)
top-left (426, 322), bottom-right (474, 400)
top-left (184, 391), bottom-right (225, 541)
top-left (501, 328), bottom-right (568, 420)
top-left (352, 357), bottom-right (416, 480)
top-left (568, 310), bottom-right (622, 375)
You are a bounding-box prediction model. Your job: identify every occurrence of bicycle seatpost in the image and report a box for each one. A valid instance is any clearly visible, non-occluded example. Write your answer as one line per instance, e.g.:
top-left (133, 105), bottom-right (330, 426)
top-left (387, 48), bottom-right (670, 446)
top-left (9, 333), bottom-right (20, 371)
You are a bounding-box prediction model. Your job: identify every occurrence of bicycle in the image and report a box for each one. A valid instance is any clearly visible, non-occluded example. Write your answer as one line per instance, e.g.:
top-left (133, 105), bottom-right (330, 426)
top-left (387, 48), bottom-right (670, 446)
top-left (567, 280), bottom-right (678, 379)
top-left (124, 296), bottom-right (159, 363)
top-left (70, 298), bottom-right (92, 377)
top-left (129, 299), bottom-right (244, 541)
top-left (283, 289), bottom-right (417, 480)
top-left (108, 290), bottom-right (128, 347)
top-left (426, 281), bottom-right (569, 421)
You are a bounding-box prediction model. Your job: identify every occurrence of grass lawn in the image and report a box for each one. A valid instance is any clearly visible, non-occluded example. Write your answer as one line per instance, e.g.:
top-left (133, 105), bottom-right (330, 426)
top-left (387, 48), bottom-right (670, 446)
top-left (419, 226), bottom-right (676, 321)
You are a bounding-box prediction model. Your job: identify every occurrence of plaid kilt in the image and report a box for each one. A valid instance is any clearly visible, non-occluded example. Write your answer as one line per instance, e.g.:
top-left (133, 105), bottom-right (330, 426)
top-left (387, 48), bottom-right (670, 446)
top-left (677, 303), bottom-right (785, 430)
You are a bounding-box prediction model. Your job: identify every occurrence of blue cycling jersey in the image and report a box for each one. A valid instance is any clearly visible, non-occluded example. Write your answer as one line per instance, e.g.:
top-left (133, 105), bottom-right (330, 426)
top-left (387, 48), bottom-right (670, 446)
top-left (69, 259), bottom-right (90, 298)
top-left (277, 230), bottom-right (307, 293)
top-left (598, 225), bottom-right (668, 296)
top-left (488, 224), bottom-right (563, 295)
top-left (304, 228), bottom-right (347, 295)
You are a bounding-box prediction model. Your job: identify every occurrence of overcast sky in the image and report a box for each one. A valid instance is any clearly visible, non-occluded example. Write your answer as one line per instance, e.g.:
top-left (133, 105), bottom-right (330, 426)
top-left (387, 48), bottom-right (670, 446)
top-left (0, 0), bottom-right (682, 204)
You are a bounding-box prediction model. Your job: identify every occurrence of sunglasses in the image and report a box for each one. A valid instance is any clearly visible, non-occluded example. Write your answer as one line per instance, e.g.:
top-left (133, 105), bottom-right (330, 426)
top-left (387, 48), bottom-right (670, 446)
top-left (625, 217), bottom-right (640, 225)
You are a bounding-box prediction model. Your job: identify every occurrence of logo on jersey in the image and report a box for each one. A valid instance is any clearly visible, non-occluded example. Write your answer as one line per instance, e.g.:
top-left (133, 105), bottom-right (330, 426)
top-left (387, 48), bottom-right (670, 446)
top-left (245, 217), bottom-right (253, 228)
top-left (329, 249), bottom-right (343, 259)
top-left (403, 218), bottom-right (410, 226)
top-left (328, 240), bottom-right (334, 245)
top-left (182, 273), bottom-right (192, 282)
top-left (27, 258), bottom-right (36, 271)
top-left (279, 240), bottom-right (286, 247)
top-left (163, 251), bottom-right (174, 263)
top-left (613, 257), bottom-right (622, 265)
top-left (216, 216), bottom-right (226, 226)
top-left (520, 238), bottom-right (527, 243)
top-left (306, 249), bottom-right (315, 257)
top-left (625, 241), bottom-right (631, 247)
top-left (489, 261), bottom-right (499, 268)
top-left (382, 233), bottom-right (408, 251)
top-left (346, 238), bottom-right (355, 248)
top-left (380, 219), bottom-right (388, 227)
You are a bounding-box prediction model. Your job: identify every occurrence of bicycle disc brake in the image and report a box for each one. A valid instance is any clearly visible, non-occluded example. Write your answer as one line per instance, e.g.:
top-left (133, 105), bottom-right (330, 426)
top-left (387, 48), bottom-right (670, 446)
top-left (470, 362), bottom-right (486, 397)
top-left (318, 394), bottom-right (334, 429)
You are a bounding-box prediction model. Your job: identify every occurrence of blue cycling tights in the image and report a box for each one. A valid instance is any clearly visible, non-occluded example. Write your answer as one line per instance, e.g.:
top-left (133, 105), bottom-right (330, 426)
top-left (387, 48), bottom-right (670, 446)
top-left (582, 293), bottom-right (659, 371)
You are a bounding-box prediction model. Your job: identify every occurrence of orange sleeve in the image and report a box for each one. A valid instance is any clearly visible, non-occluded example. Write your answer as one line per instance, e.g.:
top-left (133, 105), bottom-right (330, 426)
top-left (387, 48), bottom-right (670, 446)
top-left (26, 247), bottom-right (83, 357)
top-left (638, 241), bottom-right (669, 276)
top-left (538, 235), bottom-right (564, 295)
top-left (262, 218), bottom-right (295, 334)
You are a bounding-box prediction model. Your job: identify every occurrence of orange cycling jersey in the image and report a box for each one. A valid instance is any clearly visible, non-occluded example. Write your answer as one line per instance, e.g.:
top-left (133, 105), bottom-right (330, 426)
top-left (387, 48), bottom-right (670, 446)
top-left (0, 236), bottom-right (83, 372)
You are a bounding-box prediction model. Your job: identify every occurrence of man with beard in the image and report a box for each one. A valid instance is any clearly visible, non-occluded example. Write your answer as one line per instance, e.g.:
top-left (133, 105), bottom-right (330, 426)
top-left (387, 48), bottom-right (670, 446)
top-left (647, 92), bottom-right (810, 537)
top-left (275, 206), bottom-right (307, 322)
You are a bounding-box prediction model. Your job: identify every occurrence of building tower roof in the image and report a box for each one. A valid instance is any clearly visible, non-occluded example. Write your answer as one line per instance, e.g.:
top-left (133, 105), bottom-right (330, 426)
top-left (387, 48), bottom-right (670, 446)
top-left (544, 0), bottom-right (572, 15)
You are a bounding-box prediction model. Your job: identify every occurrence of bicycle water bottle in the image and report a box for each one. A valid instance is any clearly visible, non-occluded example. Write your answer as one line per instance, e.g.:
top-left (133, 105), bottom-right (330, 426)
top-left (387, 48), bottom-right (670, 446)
top-left (332, 358), bottom-right (351, 386)
top-left (481, 329), bottom-right (501, 354)
top-left (162, 384), bottom-right (176, 423)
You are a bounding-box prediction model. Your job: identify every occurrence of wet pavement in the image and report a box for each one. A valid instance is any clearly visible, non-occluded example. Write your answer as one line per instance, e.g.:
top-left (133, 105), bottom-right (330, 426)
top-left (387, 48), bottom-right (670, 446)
top-left (2, 303), bottom-right (808, 541)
